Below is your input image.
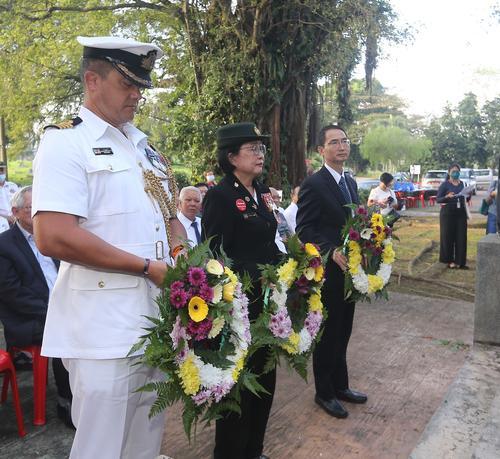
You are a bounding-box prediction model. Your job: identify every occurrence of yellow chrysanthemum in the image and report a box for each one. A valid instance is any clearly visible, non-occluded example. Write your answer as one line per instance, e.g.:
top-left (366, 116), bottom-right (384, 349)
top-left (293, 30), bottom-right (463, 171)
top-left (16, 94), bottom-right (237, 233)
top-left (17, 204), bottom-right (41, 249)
top-left (206, 259), bottom-right (224, 276)
top-left (223, 282), bottom-right (235, 302)
top-left (178, 355), bottom-right (201, 395)
top-left (371, 213), bottom-right (384, 228)
top-left (277, 259), bottom-right (298, 287)
top-left (232, 354), bottom-right (246, 381)
top-left (304, 243), bottom-right (320, 257)
top-left (208, 316), bottom-right (225, 339)
top-left (367, 274), bottom-right (384, 294)
top-left (281, 331), bottom-right (300, 355)
top-left (188, 296), bottom-right (209, 322)
top-left (224, 266), bottom-right (238, 286)
top-left (348, 240), bottom-right (361, 254)
top-left (348, 241), bottom-right (362, 274)
top-left (314, 265), bottom-right (324, 282)
top-left (308, 293), bottom-right (323, 312)
top-left (304, 267), bottom-right (315, 280)
top-left (382, 243), bottom-right (396, 264)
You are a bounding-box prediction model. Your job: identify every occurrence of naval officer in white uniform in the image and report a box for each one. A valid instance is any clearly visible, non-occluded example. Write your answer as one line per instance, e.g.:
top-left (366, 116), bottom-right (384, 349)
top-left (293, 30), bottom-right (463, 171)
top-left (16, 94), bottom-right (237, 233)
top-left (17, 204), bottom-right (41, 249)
top-left (32, 36), bottom-right (186, 459)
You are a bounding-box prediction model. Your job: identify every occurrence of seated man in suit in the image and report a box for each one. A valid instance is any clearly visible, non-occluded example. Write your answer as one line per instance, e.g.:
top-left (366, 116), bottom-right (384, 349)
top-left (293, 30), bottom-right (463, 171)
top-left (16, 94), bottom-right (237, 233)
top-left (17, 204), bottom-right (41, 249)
top-left (0, 186), bottom-right (73, 427)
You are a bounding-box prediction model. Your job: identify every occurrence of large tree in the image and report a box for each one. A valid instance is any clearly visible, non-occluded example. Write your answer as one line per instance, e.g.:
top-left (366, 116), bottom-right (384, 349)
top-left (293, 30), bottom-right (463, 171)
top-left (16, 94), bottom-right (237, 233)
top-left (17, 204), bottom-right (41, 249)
top-left (0, 0), bottom-right (403, 185)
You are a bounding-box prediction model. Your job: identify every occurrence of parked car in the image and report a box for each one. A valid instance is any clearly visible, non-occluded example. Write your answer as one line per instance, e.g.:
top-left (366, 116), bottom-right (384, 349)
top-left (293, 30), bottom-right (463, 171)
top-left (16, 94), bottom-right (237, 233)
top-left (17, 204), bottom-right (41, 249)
top-left (459, 168), bottom-right (477, 195)
top-left (421, 170), bottom-right (448, 191)
top-left (473, 169), bottom-right (497, 190)
top-left (356, 179), bottom-right (380, 191)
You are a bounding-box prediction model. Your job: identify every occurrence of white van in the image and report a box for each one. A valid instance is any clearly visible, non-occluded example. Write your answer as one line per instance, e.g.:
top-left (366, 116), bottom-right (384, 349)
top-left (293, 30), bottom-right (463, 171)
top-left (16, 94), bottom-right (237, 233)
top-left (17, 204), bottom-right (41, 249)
top-left (473, 169), bottom-right (496, 190)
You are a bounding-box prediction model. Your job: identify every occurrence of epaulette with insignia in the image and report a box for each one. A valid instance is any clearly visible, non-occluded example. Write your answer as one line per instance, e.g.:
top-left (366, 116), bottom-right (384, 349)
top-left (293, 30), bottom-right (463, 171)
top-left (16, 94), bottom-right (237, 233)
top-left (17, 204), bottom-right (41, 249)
top-left (43, 116), bottom-right (83, 131)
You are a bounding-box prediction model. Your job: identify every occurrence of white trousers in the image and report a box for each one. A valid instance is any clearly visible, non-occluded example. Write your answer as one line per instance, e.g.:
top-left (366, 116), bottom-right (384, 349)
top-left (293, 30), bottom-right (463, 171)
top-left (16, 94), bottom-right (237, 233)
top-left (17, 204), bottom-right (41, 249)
top-left (63, 357), bottom-right (166, 459)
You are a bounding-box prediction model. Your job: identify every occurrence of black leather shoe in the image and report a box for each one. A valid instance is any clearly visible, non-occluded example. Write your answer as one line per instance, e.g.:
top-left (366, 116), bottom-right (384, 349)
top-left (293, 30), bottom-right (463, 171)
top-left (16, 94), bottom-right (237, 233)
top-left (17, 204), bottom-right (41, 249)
top-left (314, 395), bottom-right (348, 418)
top-left (57, 403), bottom-right (75, 429)
top-left (336, 388), bottom-right (367, 404)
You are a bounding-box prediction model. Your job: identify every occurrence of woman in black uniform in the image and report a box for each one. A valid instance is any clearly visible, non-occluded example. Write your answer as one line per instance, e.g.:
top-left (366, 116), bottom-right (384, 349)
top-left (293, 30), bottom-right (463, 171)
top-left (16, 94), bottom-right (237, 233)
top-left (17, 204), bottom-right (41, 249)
top-left (436, 163), bottom-right (469, 269)
top-left (202, 123), bottom-right (281, 459)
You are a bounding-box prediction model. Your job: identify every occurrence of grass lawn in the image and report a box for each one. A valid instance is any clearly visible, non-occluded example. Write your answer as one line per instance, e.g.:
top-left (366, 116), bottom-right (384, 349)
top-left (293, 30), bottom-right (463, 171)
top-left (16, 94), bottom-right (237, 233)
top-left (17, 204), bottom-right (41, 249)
top-left (389, 216), bottom-right (485, 300)
top-left (5, 159), bottom-right (33, 186)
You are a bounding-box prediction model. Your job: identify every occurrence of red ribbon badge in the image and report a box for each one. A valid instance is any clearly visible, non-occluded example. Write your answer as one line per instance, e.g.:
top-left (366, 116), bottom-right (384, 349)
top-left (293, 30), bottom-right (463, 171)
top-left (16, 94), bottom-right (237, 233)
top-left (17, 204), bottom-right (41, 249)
top-left (235, 199), bottom-right (247, 212)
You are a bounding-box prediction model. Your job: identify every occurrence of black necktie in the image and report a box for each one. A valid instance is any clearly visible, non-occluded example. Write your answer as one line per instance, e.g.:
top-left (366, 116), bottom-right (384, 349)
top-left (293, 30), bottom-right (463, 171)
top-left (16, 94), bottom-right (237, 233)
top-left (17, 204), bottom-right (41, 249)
top-left (338, 175), bottom-right (352, 204)
top-left (191, 221), bottom-right (201, 244)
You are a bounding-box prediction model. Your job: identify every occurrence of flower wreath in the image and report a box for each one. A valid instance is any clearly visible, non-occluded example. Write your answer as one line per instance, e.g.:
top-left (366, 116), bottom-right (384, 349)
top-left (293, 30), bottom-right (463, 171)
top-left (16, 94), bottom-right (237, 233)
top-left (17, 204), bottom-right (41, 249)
top-left (343, 207), bottom-right (396, 300)
top-left (256, 236), bottom-right (326, 377)
top-left (131, 242), bottom-right (256, 438)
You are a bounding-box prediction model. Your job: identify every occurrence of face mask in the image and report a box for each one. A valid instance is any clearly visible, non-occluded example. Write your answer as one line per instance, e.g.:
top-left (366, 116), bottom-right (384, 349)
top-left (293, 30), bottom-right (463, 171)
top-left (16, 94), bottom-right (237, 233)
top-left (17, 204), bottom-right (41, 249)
top-left (450, 171), bottom-right (460, 180)
top-left (0, 174), bottom-right (6, 182)
top-left (207, 175), bottom-right (215, 182)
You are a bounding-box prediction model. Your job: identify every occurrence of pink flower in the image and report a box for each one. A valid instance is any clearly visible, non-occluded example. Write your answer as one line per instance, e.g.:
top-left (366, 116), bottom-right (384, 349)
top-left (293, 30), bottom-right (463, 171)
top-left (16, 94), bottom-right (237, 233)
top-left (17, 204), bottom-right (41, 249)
top-left (305, 311), bottom-right (323, 336)
top-left (295, 275), bottom-right (309, 294)
top-left (187, 318), bottom-right (213, 341)
top-left (171, 280), bottom-right (185, 291)
top-left (170, 316), bottom-right (189, 349)
top-left (187, 267), bottom-right (207, 287)
top-left (349, 228), bottom-right (360, 241)
top-left (356, 207), bottom-right (367, 215)
top-left (170, 288), bottom-right (188, 309)
top-left (199, 283), bottom-right (214, 302)
top-left (192, 389), bottom-right (212, 406)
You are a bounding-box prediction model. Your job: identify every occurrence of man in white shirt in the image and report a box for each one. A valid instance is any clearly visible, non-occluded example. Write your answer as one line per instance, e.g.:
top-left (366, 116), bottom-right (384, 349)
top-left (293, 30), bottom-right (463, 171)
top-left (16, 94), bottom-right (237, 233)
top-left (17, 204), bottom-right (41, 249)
top-left (177, 186), bottom-right (202, 247)
top-left (283, 185), bottom-right (300, 233)
top-left (0, 162), bottom-right (19, 233)
top-left (32, 36), bottom-right (186, 459)
top-left (367, 172), bottom-right (398, 217)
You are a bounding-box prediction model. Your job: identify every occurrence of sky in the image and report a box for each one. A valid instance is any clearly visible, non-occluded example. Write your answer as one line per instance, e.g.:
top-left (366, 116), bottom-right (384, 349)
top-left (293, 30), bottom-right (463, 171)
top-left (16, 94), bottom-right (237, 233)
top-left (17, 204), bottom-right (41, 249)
top-left (354, 0), bottom-right (500, 118)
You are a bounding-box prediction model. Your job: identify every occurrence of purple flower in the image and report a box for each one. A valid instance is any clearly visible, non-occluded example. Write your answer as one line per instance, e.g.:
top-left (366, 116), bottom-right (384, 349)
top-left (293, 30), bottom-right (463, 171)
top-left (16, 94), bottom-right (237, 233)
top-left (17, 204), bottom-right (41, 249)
top-left (356, 206), bottom-right (367, 215)
top-left (349, 228), bottom-right (360, 241)
top-left (309, 257), bottom-right (322, 268)
top-left (199, 283), bottom-right (214, 302)
top-left (187, 267), bottom-right (207, 287)
top-left (213, 381), bottom-right (232, 402)
top-left (170, 288), bottom-right (188, 309)
top-left (170, 316), bottom-right (189, 349)
top-left (269, 307), bottom-right (292, 338)
top-left (187, 318), bottom-right (213, 341)
top-left (305, 311), bottom-right (323, 336)
top-left (295, 275), bottom-right (309, 294)
top-left (170, 280), bottom-right (185, 291)
top-left (192, 389), bottom-right (212, 406)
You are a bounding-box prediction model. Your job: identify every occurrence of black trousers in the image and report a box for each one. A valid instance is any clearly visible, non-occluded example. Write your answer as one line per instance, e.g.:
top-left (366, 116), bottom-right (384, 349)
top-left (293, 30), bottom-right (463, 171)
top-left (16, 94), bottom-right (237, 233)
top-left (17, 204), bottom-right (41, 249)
top-left (313, 260), bottom-right (355, 399)
top-left (439, 207), bottom-right (467, 266)
top-left (214, 283), bottom-right (276, 459)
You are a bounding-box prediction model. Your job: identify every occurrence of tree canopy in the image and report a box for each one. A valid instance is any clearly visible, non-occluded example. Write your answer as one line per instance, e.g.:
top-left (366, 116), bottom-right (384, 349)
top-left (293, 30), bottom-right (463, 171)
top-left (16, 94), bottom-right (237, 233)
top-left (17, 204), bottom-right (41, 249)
top-left (0, 0), bottom-right (404, 185)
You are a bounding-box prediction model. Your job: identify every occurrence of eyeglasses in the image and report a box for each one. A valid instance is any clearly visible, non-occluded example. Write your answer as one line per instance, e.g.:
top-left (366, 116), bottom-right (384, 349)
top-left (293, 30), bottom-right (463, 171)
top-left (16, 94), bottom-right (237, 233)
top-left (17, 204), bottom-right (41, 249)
top-left (240, 144), bottom-right (267, 156)
top-left (327, 139), bottom-right (350, 147)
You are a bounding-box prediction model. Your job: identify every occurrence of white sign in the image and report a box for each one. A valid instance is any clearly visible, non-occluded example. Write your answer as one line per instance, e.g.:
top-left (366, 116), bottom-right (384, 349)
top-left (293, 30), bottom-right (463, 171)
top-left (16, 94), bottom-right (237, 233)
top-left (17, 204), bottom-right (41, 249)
top-left (410, 164), bottom-right (421, 175)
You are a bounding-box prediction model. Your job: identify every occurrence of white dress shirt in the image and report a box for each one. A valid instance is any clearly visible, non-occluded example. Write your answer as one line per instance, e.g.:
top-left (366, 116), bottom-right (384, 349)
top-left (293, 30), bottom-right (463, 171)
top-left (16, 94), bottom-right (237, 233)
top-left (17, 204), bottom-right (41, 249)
top-left (176, 211), bottom-right (201, 247)
top-left (16, 222), bottom-right (58, 293)
top-left (283, 202), bottom-right (298, 233)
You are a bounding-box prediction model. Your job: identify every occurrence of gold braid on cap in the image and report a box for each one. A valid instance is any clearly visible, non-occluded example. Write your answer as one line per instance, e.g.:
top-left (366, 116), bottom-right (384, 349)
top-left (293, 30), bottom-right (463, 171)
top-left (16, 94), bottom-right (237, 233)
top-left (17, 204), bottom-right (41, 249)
top-left (142, 155), bottom-right (178, 253)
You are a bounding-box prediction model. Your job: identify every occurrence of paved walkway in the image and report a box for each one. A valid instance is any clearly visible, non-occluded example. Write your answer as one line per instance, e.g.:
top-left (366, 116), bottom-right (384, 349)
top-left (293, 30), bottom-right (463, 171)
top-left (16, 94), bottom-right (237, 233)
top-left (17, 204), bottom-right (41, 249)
top-left (0, 292), bottom-right (474, 459)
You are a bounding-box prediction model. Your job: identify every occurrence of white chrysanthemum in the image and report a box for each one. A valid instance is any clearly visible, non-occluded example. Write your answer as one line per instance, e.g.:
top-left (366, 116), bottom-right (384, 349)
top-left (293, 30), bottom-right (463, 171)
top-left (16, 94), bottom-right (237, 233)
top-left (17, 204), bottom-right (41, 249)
top-left (378, 263), bottom-right (392, 284)
top-left (360, 228), bottom-right (372, 240)
top-left (208, 317), bottom-right (225, 339)
top-left (298, 328), bottom-right (313, 354)
top-left (199, 362), bottom-right (224, 388)
top-left (271, 283), bottom-right (288, 308)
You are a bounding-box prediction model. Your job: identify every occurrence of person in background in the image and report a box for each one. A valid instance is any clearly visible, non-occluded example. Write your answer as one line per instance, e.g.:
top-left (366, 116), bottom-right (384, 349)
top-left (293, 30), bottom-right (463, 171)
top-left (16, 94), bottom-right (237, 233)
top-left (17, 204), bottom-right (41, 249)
top-left (269, 187), bottom-right (290, 251)
top-left (202, 122), bottom-right (280, 459)
top-left (486, 179), bottom-right (498, 234)
top-left (283, 186), bottom-right (300, 233)
top-left (0, 186), bottom-right (73, 427)
top-left (436, 163), bottom-right (469, 269)
top-left (367, 172), bottom-right (398, 217)
top-left (194, 182), bottom-right (209, 201)
top-left (177, 186), bottom-right (202, 247)
top-left (206, 170), bottom-right (217, 188)
top-left (0, 161), bottom-right (19, 233)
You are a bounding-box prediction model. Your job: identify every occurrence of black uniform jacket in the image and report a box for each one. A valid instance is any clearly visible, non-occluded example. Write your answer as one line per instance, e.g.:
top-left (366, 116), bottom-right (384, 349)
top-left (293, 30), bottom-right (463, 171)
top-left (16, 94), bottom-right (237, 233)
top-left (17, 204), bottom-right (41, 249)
top-left (296, 166), bottom-right (359, 256)
top-left (0, 224), bottom-right (59, 347)
top-left (201, 173), bottom-right (281, 282)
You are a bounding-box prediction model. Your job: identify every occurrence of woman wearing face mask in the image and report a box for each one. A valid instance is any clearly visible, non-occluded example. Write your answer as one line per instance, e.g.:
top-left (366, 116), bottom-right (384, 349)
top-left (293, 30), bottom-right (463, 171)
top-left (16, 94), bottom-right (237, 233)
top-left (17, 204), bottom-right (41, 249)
top-left (436, 163), bottom-right (469, 269)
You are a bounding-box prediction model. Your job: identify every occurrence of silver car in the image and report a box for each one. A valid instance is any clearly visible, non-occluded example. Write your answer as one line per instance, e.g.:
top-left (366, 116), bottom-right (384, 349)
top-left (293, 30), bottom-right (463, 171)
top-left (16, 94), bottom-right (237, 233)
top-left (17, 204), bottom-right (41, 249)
top-left (422, 170), bottom-right (447, 190)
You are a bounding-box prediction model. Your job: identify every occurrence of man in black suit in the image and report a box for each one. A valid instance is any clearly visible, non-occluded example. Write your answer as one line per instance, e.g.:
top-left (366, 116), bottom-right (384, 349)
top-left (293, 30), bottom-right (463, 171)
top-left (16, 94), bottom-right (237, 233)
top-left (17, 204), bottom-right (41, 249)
top-left (0, 186), bottom-right (73, 427)
top-left (296, 124), bottom-right (366, 419)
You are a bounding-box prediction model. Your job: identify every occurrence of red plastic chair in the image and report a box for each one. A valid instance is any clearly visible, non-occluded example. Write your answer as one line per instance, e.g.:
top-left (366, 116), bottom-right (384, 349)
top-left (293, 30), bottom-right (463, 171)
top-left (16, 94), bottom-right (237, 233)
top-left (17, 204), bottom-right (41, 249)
top-left (10, 345), bottom-right (48, 426)
top-left (428, 196), bottom-right (437, 206)
top-left (418, 191), bottom-right (426, 208)
top-left (406, 196), bottom-right (417, 208)
top-left (0, 350), bottom-right (26, 437)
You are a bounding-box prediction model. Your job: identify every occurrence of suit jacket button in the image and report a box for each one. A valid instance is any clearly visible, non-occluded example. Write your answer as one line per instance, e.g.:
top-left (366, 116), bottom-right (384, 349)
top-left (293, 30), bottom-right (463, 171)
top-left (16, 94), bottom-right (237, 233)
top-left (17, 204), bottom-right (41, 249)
top-left (98, 281), bottom-right (105, 288)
